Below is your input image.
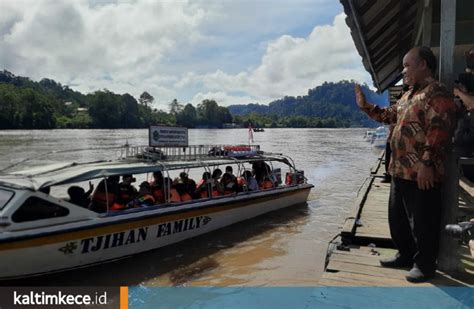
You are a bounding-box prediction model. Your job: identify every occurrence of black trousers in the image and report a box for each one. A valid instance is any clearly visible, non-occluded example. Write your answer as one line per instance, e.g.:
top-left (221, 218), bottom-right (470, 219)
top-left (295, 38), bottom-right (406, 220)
top-left (385, 142), bottom-right (392, 174)
top-left (388, 177), bottom-right (442, 273)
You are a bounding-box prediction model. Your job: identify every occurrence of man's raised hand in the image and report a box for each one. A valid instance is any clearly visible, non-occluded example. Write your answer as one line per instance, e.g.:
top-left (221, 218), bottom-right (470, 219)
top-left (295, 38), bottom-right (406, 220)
top-left (355, 84), bottom-right (370, 110)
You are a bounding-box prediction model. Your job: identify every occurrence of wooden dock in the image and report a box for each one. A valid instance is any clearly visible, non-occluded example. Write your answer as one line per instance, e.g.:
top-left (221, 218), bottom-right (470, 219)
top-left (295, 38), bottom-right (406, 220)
top-left (319, 153), bottom-right (474, 286)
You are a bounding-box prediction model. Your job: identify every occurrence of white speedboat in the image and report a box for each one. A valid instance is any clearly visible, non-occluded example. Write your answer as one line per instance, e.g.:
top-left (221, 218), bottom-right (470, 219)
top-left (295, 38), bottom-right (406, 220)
top-left (370, 126), bottom-right (388, 148)
top-left (0, 144), bottom-right (312, 279)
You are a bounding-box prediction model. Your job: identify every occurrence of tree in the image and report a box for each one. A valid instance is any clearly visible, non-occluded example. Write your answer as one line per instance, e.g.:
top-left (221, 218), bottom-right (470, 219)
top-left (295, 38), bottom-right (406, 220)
top-left (88, 90), bottom-right (123, 128)
top-left (176, 103), bottom-right (197, 128)
top-left (139, 91), bottom-right (154, 107)
top-left (121, 94), bottom-right (141, 128)
top-left (169, 98), bottom-right (183, 115)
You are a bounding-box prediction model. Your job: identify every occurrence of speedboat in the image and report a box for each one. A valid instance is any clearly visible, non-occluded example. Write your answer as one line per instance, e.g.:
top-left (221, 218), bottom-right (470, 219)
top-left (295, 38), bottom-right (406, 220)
top-left (0, 144), bottom-right (312, 279)
top-left (370, 126), bottom-right (388, 148)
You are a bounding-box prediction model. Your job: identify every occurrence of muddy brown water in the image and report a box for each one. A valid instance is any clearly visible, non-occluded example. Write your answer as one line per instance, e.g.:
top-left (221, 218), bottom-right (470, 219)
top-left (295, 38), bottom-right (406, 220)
top-left (0, 128), bottom-right (379, 286)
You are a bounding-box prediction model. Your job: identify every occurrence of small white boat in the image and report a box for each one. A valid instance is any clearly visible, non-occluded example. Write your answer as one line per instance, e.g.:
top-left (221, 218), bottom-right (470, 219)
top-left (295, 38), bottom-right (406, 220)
top-left (0, 144), bottom-right (312, 279)
top-left (370, 126), bottom-right (388, 148)
top-left (363, 129), bottom-right (376, 142)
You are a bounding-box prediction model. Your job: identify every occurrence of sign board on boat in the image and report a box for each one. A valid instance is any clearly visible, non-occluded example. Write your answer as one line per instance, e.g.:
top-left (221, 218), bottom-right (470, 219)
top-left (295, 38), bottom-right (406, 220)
top-left (149, 126), bottom-right (188, 147)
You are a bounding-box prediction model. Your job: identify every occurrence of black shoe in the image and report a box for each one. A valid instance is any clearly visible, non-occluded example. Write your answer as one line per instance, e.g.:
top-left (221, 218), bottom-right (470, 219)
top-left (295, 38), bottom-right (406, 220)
top-left (406, 265), bottom-right (435, 283)
top-left (380, 256), bottom-right (412, 268)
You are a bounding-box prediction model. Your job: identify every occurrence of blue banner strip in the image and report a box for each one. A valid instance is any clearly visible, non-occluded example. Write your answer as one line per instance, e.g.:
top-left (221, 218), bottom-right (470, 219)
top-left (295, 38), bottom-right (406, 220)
top-left (128, 287), bottom-right (474, 309)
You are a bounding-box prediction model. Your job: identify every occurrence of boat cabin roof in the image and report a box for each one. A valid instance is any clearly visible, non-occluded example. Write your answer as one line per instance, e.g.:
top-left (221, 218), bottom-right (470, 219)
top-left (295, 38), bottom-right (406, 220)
top-left (0, 155), bottom-right (291, 191)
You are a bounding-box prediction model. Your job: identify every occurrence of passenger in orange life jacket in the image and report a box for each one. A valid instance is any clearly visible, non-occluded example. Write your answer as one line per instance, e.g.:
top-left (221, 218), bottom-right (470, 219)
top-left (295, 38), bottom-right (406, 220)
top-left (150, 171), bottom-right (165, 203)
top-left (196, 172), bottom-right (212, 198)
top-left (117, 174), bottom-right (138, 205)
top-left (211, 169), bottom-right (224, 196)
top-left (252, 161), bottom-right (271, 184)
top-left (90, 175), bottom-right (120, 213)
top-left (164, 177), bottom-right (181, 203)
top-left (126, 181), bottom-right (155, 208)
top-left (68, 181), bottom-right (94, 208)
top-left (221, 166), bottom-right (238, 194)
top-left (174, 172), bottom-right (196, 201)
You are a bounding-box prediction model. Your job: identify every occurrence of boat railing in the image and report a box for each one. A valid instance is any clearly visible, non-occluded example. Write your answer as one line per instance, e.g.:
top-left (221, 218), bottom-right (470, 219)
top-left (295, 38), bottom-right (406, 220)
top-left (121, 144), bottom-right (262, 162)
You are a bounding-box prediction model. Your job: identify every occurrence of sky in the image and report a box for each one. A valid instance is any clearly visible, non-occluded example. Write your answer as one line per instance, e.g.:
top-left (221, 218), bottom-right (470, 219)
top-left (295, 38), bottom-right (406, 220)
top-left (0, 0), bottom-right (372, 110)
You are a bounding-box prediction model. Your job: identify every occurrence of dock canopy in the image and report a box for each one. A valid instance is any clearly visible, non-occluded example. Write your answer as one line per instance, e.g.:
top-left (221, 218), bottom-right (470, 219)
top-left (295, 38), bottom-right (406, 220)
top-left (340, 0), bottom-right (419, 91)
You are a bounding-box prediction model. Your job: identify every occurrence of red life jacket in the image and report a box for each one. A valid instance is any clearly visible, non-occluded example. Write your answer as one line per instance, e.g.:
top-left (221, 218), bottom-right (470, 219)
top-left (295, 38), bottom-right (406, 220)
top-left (91, 191), bottom-right (116, 212)
top-left (152, 188), bottom-right (165, 203)
top-left (260, 179), bottom-right (274, 190)
top-left (180, 192), bottom-right (193, 202)
top-left (110, 202), bottom-right (125, 211)
top-left (169, 188), bottom-right (181, 203)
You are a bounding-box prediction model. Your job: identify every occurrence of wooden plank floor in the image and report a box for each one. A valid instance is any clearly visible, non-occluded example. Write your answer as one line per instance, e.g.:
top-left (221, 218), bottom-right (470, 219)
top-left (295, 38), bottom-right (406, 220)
top-left (320, 152), bottom-right (474, 287)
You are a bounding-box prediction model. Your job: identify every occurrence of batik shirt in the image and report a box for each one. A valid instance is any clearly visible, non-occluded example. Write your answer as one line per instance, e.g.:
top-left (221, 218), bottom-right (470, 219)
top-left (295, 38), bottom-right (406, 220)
top-left (363, 81), bottom-right (457, 182)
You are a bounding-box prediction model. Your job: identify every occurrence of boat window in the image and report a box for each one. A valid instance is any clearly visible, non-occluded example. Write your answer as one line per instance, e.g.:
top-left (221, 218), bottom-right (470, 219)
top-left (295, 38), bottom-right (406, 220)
top-left (12, 197), bottom-right (69, 223)
top-left (0, 189), bottom-right (14, 210)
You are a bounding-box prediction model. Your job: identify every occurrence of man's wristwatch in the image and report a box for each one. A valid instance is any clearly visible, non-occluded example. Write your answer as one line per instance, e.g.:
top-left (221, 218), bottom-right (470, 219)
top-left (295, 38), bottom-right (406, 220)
top-left (421, 159), bottom-right (434, 167)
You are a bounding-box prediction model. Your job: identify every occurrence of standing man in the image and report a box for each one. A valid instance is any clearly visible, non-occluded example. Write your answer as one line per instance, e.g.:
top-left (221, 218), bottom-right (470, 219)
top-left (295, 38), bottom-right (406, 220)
top-left (355, 47), bottom-right (457, 282)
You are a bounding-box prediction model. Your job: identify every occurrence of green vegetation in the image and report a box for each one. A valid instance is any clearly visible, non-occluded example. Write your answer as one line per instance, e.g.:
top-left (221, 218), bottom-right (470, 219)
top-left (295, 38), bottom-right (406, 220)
top-left (0, 71), bottom-right (387, 129)
top-left (228, 80), bottom-right (388, 128)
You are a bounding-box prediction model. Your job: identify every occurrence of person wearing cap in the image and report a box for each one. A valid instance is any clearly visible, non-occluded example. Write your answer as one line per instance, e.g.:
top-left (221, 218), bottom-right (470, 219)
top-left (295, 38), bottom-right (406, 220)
top-left (126, 181), bottom-right (156, 208)
top-left (117, 174), bottom-right (138, 206)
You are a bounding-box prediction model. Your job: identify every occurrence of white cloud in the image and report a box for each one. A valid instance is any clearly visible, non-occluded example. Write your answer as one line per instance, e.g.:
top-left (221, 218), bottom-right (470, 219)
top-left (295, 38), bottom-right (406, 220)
top-left (180, 13), bottom-right (370, 104)
top-left (0, 1), bottom-right (370, 108)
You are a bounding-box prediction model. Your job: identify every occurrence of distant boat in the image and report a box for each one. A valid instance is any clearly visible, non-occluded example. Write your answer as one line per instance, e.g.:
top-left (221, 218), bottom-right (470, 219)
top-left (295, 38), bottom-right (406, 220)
top-left (253, 128), bottom-right (265, 132)
top-left (369, 126), bottom-right (388, 148)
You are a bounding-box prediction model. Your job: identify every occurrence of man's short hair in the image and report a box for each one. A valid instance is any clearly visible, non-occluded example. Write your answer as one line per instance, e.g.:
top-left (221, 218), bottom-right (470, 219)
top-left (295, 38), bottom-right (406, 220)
top-left (417, 46), bottom-right (437, 75)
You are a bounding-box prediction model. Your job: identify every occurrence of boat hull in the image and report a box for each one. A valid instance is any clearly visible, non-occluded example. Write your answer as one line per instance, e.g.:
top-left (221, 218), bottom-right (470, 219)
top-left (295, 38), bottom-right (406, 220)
top-left (0, 185), bottom-right (312, 279)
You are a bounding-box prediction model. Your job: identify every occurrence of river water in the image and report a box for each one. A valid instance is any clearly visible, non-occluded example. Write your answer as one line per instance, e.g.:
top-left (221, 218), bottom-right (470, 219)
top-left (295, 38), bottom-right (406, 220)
top-left (0, 128), bottom-right (380, 286)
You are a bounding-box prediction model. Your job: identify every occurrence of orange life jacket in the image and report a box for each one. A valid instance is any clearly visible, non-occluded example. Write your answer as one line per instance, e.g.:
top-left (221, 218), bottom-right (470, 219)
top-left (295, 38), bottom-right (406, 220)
top-left (110, 202), bottom-right (125, 211)
top-left (260, 179), bottom-right (274, 190)
top-left (91, 191), bottom-right (116, 211)
top-left (237, 177), bottom-right (246, 187)
top-left (169, 188), bottom-right (181, 203)
top-left (152, 188), bottom-right (165, 203)
top-left (180, 192), bottom-right (193, 202)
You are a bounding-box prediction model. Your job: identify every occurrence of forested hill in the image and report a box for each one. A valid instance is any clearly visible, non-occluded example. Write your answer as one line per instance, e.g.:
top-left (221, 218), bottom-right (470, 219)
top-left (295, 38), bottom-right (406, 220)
top-left (228, 81), bottom-right (388, 127)
top-left (0, 70), bottom-right (387, 129)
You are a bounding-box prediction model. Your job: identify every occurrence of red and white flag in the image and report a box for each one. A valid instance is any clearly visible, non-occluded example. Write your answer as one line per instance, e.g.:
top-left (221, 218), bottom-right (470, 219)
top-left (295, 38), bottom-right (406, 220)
top-left (248, 124), bottom-right (254, 144)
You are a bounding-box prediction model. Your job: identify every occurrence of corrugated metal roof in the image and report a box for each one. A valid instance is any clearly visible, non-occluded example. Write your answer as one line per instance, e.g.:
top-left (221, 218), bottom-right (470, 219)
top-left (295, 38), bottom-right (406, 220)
top-left (340, 0), bottom-right (419, 91)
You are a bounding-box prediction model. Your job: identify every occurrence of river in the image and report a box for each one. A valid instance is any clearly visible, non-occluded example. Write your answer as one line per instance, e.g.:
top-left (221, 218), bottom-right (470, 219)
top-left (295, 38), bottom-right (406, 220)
top-left (0, 128), bottom-right (380, 286)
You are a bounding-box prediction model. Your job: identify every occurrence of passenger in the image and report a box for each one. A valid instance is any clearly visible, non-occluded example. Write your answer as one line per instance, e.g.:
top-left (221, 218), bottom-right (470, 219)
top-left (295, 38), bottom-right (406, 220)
top-left (67, 181), bottom-right (94, 208)
top-left (164, 177), bottom-right (181, 203)
top-left (126, 181), bottom-right (155, 208)
top-left (252, 161), bottom-right (272, 184)
top-left (196, 172), bottom-right (212, 198)
top-left (117, 174), bottom-right (138, 206)
top-left (221, 166), bottom-right (238, 194)
top-left (242, 170), bottom-right (259, 191)
top-left (236, 174), bottom-right (247, 192)
top-left (174, 172), bottom-right (196, 201)
top-left (90, 175), bottom-right (120, 212)
top-left (150, 171), bottom-right (165, 203)
top-left (211, 169), bottom-right (224, 196)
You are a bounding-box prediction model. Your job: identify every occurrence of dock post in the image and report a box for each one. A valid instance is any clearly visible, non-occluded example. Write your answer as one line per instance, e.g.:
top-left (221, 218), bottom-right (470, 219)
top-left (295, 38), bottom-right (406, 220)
top-left (437, 0), bottom-right (458, 272)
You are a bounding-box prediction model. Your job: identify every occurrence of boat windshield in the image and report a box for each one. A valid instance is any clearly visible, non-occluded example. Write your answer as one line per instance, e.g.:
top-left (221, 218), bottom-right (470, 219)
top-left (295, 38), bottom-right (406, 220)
top-left (0, 188), bottom-right (14, 210)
